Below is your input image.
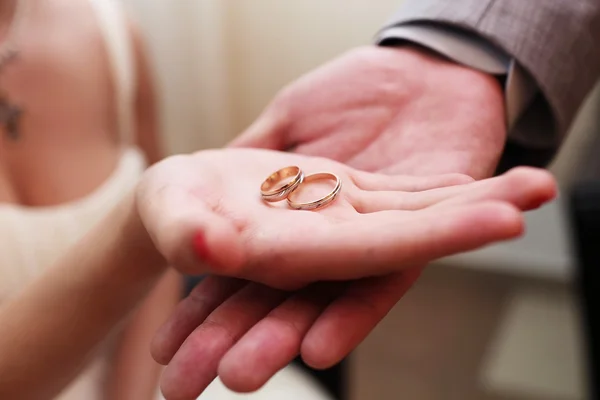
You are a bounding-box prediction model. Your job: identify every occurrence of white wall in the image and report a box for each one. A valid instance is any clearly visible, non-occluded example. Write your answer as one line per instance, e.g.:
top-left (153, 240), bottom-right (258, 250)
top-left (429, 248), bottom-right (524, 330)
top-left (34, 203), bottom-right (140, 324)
top-left (223, 0), bottom-right (401, 133)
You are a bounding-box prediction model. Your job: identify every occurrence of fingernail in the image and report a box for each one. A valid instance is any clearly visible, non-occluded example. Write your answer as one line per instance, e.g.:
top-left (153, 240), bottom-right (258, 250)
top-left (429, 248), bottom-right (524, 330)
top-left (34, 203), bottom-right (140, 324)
top-left (192, 232), bottom-right (211, 261)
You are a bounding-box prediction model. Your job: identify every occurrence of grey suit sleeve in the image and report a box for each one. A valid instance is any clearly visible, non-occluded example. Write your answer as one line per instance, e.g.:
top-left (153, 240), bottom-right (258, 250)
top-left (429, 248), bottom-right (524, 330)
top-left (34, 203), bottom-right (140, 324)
top-left (378, 0), bottom-right (600, 167)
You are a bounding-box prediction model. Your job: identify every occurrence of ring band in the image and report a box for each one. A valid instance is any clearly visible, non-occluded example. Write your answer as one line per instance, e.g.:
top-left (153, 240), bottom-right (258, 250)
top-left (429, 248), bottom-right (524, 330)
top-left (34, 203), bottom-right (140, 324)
top-left (260, 166), bottom-right (304, 202)
top-left (287, 172), bottom-right (342, 211)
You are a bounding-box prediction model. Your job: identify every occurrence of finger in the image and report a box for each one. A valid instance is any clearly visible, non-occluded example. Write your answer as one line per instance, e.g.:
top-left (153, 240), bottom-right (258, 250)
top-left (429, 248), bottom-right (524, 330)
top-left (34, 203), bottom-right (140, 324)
top-left (350, 170), bottom-right (474, 192)
top-left (228, 108), bottom-right (288, 150)
top-left (137, 180), bottom-right (245, 276)
top-left (350, 167), bottom-right (557, 213)
top-left (434, 166), bottom-right (557, 211)
top-left (250, 202), bottom-right (523, 286)
top-left (301, 270), bottom-right (422, 369)
top-left (151, 276), bottom-right (246, 365)
top-left (218, 283), bottom-right (346, 392)
top-left (160, 284), bottom-right (288, 400)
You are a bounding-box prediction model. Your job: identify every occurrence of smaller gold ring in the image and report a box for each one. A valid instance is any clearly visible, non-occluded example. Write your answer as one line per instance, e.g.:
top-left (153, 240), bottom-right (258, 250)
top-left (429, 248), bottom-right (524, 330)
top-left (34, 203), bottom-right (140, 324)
top-left (287, 172), bottom-right (342, 211)
top-left (260, 166), bottom-right (304, 202)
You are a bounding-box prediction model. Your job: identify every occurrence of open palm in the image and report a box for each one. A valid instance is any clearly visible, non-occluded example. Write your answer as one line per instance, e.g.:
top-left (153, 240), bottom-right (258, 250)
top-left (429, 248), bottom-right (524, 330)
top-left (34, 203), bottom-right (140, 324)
top-left (142, 148), bottom-right (556, 399)
top-left (139, 148), bottom-right (550, 289)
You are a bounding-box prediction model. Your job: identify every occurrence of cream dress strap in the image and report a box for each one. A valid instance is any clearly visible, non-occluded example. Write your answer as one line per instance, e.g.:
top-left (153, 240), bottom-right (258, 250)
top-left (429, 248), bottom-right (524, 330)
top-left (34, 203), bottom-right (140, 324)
top-left (88, 0), bottom-right (137, 146)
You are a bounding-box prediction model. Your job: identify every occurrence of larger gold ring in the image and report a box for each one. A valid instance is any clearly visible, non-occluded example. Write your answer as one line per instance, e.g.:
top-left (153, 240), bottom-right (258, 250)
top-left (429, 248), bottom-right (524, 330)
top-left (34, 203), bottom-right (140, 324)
top-left (261, 166), bottom-right (304, 202)
top-left (287, 172), bottom-right (342, 211)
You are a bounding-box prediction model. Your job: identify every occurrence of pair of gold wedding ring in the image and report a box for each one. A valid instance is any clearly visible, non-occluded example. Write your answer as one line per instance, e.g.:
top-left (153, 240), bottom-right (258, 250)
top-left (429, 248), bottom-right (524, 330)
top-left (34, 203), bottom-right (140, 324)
top-left (260, 166), bottom-right (342, 211)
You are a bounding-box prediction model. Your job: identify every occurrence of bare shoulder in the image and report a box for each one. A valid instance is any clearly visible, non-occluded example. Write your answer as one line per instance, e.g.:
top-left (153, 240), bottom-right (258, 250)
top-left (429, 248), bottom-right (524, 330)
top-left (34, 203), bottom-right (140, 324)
top-left (31, 0), bottom-right (102, 36)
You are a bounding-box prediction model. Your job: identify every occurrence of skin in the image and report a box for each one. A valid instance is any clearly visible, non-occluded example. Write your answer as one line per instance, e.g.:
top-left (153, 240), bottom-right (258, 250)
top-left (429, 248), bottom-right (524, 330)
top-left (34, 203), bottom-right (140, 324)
top-left (0, 0), bottom-right (123, 205)
top-left (153, 45), bottom-right (513, 398)
top-left (0, 1), bottom-right (178, 399)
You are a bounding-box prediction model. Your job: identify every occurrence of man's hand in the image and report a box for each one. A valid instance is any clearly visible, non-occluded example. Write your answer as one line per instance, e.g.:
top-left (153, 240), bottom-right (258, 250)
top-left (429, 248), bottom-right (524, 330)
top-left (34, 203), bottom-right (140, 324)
top-left (231, 45), bottom-right (506, 179)
top-left (154, 45), bottom-right (510, 398)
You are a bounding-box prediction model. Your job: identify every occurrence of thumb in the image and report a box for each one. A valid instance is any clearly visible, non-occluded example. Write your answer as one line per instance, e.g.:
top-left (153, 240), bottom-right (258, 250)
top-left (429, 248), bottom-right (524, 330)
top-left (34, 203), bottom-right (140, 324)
top-left (137, 184), bottom-right (245, 276)
top-left (228, 108), bottom-right (289, 150)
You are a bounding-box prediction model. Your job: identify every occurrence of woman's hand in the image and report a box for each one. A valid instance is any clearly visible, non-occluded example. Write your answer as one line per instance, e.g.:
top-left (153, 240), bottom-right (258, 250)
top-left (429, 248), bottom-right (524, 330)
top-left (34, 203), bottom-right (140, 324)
top-left (137, 148), bottom-right (555, 291)
top-left (138, 148), bottom-right (556, 399)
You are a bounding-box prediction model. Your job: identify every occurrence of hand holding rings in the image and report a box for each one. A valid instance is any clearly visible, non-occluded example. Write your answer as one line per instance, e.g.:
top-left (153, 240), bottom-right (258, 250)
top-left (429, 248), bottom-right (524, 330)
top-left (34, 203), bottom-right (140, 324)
top-left (260, 166), bottom-right (342, 211)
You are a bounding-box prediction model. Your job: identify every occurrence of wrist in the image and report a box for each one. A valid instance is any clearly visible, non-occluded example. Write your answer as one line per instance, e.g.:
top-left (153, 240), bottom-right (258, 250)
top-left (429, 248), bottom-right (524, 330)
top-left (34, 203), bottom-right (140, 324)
top-left (360, 44), bottom-right (504, 106)
top-left (389, 44), bottom-right (505, 101)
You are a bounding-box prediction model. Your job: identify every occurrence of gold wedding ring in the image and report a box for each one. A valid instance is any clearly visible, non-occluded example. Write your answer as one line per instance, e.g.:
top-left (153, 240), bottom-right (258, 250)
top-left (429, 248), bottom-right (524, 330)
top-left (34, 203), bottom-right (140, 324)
top-left (260, 166), bottom-right (304, 202)
top-left (287, 172), bottom-right (342, 211)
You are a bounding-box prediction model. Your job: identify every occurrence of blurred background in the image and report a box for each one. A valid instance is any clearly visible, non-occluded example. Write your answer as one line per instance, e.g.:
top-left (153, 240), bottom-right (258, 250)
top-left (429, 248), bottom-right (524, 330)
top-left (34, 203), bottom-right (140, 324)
top-left (121, 1), bottom-right (600, 399)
